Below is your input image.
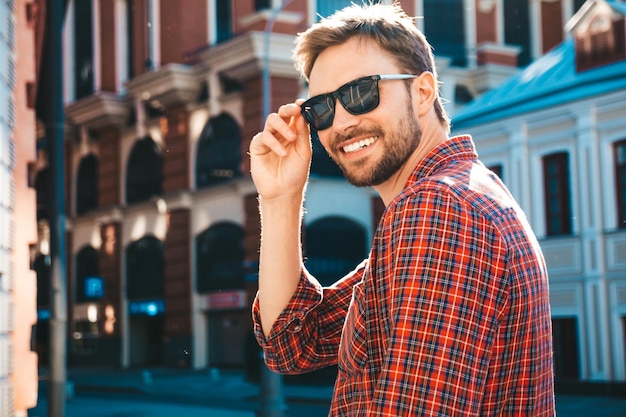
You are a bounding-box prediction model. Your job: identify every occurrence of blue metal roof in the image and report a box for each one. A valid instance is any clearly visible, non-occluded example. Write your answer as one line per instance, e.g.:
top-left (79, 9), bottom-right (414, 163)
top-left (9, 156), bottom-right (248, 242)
top-left (610, 1), bottom-right (626, 14)
top-left (452, 36), bottom-right (626, 129)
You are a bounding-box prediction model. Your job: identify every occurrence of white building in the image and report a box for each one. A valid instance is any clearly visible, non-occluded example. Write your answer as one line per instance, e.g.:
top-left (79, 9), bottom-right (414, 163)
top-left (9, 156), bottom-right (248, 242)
top-left (452, 0), bottom-right (626, 384)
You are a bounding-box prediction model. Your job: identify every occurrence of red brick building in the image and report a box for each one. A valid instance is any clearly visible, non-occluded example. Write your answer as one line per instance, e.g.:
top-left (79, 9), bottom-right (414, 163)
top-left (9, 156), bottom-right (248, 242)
top-left (30, 0), bottom-right (589, 373)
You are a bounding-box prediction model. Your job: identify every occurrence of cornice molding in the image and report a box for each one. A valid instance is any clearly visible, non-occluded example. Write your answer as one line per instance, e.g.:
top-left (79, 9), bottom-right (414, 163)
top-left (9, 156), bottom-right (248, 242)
top-left (198, 32), bottom-right (300, 82)
top-left (65, 92), bottom-right (130, 130)
top-left (125, 63), bottom-right (202, 108)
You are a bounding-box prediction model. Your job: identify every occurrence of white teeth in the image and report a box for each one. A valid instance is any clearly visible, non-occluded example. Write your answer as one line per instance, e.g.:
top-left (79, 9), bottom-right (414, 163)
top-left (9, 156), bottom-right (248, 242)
top-left (342, 137), bottom-right (377, 153)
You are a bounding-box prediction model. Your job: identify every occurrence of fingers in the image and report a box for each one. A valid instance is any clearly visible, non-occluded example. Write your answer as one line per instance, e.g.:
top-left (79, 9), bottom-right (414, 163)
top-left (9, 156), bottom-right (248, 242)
top-left (251, 102), bottom-right (306, 157)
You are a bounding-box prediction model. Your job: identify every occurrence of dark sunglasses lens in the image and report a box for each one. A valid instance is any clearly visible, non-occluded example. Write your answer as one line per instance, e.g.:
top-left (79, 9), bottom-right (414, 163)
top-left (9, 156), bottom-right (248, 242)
top-left (302, 76), bottom-right (380, 130)
top-left (303, 95), bottom-right (334, 130)
top-left (339, 78), bottom-right (379, 114)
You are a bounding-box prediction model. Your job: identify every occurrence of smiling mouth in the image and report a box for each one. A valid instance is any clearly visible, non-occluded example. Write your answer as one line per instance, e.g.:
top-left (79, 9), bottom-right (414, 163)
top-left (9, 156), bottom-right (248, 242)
top-left (342, 136), bottom-right (378, 154)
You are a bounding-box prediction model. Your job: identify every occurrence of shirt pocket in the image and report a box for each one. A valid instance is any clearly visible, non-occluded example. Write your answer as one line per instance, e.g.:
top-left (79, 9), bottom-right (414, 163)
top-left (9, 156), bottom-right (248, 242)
top-left (337, 280), bottom-right (368, 376)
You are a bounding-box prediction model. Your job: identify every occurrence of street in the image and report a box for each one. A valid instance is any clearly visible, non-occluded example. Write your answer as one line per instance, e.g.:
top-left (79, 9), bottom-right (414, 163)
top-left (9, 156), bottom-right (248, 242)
top-left (29, 395), bottom-right (255, 417)
top-left (25, 368), bottom-right (626, 417)
top-left (28, 389), bottom-right (626, 417)
top-left (28, 387), bottom-right (331, 417)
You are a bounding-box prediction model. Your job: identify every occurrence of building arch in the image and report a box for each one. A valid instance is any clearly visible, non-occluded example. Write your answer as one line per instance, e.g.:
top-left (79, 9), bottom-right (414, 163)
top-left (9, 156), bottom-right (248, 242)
top-left (126, 136), bottom-right (163, 204)
top-left (195, 112), bottom-right (241, 189)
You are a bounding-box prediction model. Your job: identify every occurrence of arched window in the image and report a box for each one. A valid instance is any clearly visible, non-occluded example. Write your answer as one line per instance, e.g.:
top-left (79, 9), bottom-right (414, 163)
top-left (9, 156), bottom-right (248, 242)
top-left (304, 216), bottom-right (367, 286)
top-left (126, 136), bottom-right (163, 204)
top-left (195, 222), bottom-right (244, 293)
top-left (75, 246), bottom-right (100, 302)
top-left (76, 154), bottom-right (98, 215)
top-left (35, 168), bottom-right (49, 222)
top-left (125, 236), bottom-right (164, 299)
top-left (195, 113), bottom-right (241, 189)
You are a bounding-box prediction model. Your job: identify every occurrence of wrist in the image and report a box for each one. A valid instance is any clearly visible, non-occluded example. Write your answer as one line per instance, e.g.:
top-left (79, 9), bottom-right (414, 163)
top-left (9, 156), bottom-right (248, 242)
top-left (258, 191), bottom-right (305, 211)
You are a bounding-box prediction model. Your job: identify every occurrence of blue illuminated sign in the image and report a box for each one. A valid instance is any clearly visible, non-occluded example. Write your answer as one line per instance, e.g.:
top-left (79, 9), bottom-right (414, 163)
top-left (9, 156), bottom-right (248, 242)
top-left (84, 276), bottom-right (104, 299)
top-left (128, 299), bottom-right (165, 316)
top-left (37, 309), bottom-right (50, 320)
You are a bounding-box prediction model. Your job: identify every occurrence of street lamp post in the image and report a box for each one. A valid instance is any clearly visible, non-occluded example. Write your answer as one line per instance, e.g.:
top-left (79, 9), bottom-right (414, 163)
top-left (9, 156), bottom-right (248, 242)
top-left (45, 0), bottom-right (67, 416)
top-left (257, 2), bottom-right (294, 416)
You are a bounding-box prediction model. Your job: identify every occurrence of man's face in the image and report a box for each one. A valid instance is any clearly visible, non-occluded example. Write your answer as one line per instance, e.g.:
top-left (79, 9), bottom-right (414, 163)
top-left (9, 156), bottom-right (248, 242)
top-left (307, 37), bottom-right (421, 187)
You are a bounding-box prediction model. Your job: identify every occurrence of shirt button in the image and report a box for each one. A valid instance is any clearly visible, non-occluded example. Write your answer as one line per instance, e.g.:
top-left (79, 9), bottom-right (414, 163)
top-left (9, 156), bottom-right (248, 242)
top-left (291, 319), bottom-right (302, 332)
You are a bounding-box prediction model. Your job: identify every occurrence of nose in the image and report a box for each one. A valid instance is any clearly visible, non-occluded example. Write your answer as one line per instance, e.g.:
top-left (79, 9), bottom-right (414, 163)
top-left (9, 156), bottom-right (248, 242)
top-left (331, 99), bottom-right (360, 132)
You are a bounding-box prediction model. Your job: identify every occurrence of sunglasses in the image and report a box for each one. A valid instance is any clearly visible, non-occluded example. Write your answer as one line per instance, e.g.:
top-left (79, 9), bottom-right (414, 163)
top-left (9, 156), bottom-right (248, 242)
top-left (301, 74), bottom-right (417, 131)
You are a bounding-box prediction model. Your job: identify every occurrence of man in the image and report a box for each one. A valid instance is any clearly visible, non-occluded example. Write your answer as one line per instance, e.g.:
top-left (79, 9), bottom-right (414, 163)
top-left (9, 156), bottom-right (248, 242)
top-left (249, 3), bottom-right (555, 416)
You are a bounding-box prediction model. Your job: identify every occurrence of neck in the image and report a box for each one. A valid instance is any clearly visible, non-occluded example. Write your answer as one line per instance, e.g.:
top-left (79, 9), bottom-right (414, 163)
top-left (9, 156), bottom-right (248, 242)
top-left (374, 125), bottom-right (448, 206)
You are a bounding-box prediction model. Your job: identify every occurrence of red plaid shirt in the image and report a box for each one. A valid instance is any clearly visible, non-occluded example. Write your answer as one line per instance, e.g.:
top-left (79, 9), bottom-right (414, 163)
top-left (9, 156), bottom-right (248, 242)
top-left (253, 136), bottom-right (555, 416)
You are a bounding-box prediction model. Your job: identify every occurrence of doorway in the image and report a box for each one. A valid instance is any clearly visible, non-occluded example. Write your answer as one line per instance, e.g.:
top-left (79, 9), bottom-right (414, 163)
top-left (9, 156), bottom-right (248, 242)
top-left (207, 310), bottom-right (247, 368)
top-left (129, 315), bottom-right (164, 367)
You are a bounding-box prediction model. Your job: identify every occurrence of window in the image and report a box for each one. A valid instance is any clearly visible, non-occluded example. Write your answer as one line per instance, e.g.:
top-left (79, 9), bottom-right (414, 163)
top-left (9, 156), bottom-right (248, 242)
top-left (504, 0), bottom-right (531, 67)
top-left (576, 12), bottom-right (626, 72)
top-left (34, 168), bottom-right (49, 222)
top-left (125, 236), bottom-right (164, 299)
top-left (304, 217), bottom-right (367, 286)
top-left (126, 136), bottom-right (163, 204)
top-left (614, 140), bottom-right (626, 228)
top-left (76, 154), bottom-right (98, 215)
top-left (216, 1), bottom-right (232, 43)
top-left (424, 0), bottom-right (466, 67)
top-left (552, 317), bottom-right (580, 380)
top-left (126, 0), bottom-right (135, 78)
top-left (32, 254), bottom-right (50, 308)
top-left (487, 164), bottom-right (503, 182)
top-left (543, 152), bottom-right (572, 236)
top-left (454, 84), bottom-right (474, 105)
top-left (73, 319), bottom-right (99, 354)
top-left (255, 0), bottom-right (271, 11)
top-left (317, 0), bottom-right (354, 18)
top-left (195, 223), bottom-right (244, 293)
top-left (195, 113), bottom-right (241, 189)
top-left (126, 0), bottom-right (156, 75)
top-left (74, 0), bottom-right (94, 99)
top-left (574, 0), bottom-right (586, 13)
top-left (75, 246), bottom-right (99, 303)
top-left (317, 0), bottom-right (381, 19)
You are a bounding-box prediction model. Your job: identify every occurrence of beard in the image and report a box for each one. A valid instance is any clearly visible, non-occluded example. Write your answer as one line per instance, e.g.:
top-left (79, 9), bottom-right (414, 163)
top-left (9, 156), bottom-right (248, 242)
top-left (328, 104), bottom-right (422, 187)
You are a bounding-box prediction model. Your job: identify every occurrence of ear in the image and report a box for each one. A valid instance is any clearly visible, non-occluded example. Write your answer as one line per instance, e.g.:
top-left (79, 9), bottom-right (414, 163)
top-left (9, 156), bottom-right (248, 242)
top-left (411, 71), bottom-right (437, 117)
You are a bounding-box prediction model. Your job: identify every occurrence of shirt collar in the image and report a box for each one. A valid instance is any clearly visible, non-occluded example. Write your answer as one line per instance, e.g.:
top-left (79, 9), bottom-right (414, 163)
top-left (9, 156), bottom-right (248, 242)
top-left (404, 135), bottom-right (477, 188)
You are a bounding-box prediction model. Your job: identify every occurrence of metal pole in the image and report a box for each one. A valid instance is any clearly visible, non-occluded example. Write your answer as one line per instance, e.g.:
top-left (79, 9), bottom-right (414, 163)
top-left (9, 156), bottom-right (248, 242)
top-left (258, 1), bottom-right (293, 416)
top-left (46, 0), bottom-right (67, 416)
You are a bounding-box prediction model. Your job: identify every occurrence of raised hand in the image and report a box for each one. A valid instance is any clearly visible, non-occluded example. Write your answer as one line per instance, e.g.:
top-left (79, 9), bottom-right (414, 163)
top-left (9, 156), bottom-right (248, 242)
top-left (249, 100), bottom-right (312, 202)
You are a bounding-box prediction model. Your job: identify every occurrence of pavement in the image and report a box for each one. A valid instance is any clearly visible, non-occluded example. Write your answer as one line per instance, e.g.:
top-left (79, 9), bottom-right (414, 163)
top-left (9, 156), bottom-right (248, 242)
top-left (32, 367), bottom-right (626, 417)
top-left (34, 367), bottom-right (333, 416)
